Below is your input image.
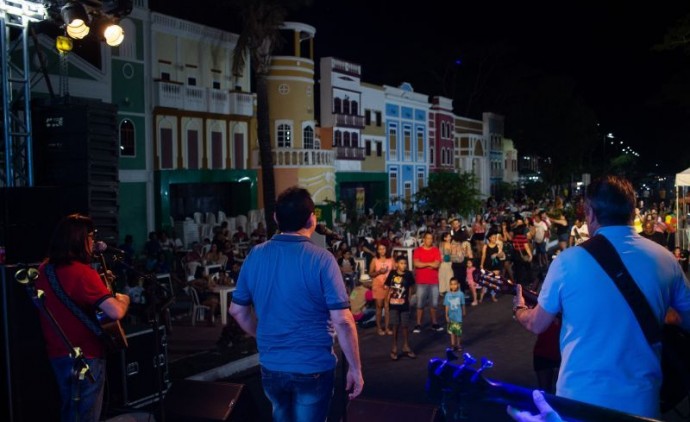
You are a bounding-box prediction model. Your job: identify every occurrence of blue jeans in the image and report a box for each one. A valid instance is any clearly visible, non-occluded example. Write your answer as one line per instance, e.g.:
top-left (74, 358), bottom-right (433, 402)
top-left (51, 356), bottom-right (105, 422)
top-left (260, 366), bottom-right (335, 422)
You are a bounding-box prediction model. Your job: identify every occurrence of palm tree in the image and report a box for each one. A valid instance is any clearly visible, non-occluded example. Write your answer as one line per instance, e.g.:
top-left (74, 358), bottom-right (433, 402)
top-left (229, 0), bottom-right (312, 236)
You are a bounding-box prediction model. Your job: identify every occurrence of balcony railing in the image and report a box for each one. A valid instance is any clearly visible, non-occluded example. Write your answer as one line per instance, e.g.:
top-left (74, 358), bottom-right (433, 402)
top-left (334, 114), bottom-right (365, 128)
top-left (255, 148), bottom-right (334, 168)
top-left (335, 146), bottom-right (365, 160)
top-left (154, 81), bottom-right (254, 116)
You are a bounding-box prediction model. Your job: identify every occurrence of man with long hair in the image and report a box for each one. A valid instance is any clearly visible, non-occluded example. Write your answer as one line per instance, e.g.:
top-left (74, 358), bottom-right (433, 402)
top-left (35, 214), bottom-right (130, 421)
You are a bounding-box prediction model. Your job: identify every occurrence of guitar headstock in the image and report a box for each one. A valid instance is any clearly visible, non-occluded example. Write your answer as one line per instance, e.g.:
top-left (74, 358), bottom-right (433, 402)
top-left (427, 353), bottom-right (541, 418)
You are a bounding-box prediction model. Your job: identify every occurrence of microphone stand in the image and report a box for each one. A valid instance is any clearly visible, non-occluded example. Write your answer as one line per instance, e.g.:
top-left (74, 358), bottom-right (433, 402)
top-left (20, 277), bottom-right (95, 421)
top-left (110, 256), bottom-right (167, 422)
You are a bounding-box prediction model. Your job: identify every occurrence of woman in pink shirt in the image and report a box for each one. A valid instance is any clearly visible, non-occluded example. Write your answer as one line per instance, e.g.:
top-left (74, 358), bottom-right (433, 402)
top-left (369, 243), bottom-right (395, 335)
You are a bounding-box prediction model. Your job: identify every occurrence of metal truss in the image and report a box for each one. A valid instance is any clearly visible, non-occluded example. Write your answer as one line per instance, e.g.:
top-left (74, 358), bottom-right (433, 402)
top-left (1, 0), bottom-right (45, 187)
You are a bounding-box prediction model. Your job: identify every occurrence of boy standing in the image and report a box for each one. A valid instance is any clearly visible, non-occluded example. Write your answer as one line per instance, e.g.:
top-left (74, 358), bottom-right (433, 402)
top-left (444, 277), bottom-right (466, 351)
top-left (385, 256), bottom-right (417, 360)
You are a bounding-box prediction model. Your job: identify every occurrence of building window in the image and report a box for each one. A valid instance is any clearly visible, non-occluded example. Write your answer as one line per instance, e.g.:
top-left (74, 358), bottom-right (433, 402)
top-left (376, 141), bottom-right (382, 157)
top-left (418, 169), bottom-right (425, 190)
top-left (365, 109), bottom-right (371, 125)
top-left (211, 131), bottom-right (223, 169)
top-left (303, 126), bottom-right (314, 149)
top-left (430, 145), bottom-right (434, 165)
top-left (375, 111), bottom-right (382, 126)
top-left (417, 128), bottom-right (424, 161)
top-left (404, 127), bottom-right (411, 160)
top-left (160, 127), bottom-right (174, 169)
top-left (188, 77), bottom-right (196, 86)
top-left (390, 168), bottom-right (398, 196)
top-left (389, 127), bottom-right (397, 160)
top-left (343, 131), bottom-right (351, 148)
top-left (187, 129), bottom-right (199, 169)
top-left (119, 119), bottom-right (135, 157)
top-left (334, 98), bottom-right (342, 114)
top-left (352, 133), bottom-right (359, 148)
top-left (277, 123), bottom-right (292, 148)
top-left (404, 181), bottom-right (412, 203)
top-left (212, 81), bottom-right (221, 89)
top-left (343, 99), bottom-right (350, 115)
top-left (351, 101), bottom-right (358, 115)
top-left (365, 140), bottom-right (371, 156)
top-left (334, 130), bottom-right (342, 147)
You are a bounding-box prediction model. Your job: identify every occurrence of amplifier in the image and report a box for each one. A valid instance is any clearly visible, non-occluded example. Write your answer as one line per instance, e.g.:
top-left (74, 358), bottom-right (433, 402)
top-left (107, 325), bottom-right (170, 408)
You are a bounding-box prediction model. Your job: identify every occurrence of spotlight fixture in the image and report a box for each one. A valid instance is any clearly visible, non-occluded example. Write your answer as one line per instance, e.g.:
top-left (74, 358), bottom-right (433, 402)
top-left (55, 35), bottom-right (73, 53)
top-left (61, 1), bottom-right (90, 39)
top-left (103, 22), bottom-right (124, 46)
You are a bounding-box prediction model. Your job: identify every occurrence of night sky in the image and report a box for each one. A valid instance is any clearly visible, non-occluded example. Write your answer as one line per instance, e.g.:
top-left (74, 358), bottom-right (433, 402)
top-left (153, 1), bottom-right (690, 175)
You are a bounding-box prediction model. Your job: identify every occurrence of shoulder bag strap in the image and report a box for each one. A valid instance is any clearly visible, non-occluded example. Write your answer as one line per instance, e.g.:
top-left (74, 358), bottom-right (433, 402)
top-left (44, 264), bottom-right (104, 337)
top-left (580, 234), bottom-right (662, 346)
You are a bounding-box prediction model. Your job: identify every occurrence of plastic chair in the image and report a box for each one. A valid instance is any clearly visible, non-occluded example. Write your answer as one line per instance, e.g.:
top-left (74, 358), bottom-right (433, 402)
top-left (184, 286), bottom-right (212, 326)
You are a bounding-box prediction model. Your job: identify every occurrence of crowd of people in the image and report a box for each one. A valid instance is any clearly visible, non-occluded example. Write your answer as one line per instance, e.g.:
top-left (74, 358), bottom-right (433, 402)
top-left (320, 181), bottom-right (690, 420)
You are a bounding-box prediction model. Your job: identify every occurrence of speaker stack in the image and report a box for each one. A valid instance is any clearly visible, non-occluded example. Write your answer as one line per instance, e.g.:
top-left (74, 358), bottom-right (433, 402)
top-left (31, 97), bottom-right (120, 246)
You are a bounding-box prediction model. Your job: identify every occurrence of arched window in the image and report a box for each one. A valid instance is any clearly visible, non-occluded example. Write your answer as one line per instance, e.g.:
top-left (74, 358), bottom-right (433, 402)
top-left (343, 99), bottom-right (350, 115)
top-left (277, 123), bottom-right (292, 148)
top-left (351, 133), bottom-right (359, 148)
top-left (119, 119), bottom-right (135, 156)
top-left (334, 130), bottom-right (342, 146)
top-left (303, 126), bottom-right (314, 149)
top-left (351, 101), bottom-right (358, 115)
top-left (334, 98), bottom-right (342, 114)
top-left (343, 132), bottom-right (351, 148)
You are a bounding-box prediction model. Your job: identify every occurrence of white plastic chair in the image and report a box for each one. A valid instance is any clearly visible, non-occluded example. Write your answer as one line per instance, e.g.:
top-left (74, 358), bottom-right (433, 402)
top-left (184, 286), bottom-right (212, 326)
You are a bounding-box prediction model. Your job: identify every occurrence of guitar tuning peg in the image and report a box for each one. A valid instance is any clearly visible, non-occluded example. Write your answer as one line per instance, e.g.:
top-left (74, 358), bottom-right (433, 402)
top-left (471, 357), bottom-right (494, 382)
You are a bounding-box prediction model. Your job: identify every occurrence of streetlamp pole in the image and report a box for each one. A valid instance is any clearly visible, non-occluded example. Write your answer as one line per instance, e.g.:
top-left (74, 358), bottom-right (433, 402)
top-left (602, 132), bottom-right (614, 174)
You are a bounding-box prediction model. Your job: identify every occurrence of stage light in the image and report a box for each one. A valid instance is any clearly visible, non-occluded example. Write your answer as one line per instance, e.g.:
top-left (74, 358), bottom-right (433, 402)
top-left (61, 2), bottom-right (90, 39)
top-left (104, 22), bottom-right (124, 46)
top-left (55, 35), bottom-right (73, 53)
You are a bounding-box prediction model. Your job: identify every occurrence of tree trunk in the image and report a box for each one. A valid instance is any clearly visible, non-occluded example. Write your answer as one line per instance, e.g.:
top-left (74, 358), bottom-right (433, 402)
top-left (255, 72), bottom-right (277, 237)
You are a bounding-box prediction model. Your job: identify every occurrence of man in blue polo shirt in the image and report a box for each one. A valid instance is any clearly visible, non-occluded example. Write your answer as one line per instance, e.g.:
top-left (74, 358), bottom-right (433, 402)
top-left (230, 186), bottom-right (363, 421)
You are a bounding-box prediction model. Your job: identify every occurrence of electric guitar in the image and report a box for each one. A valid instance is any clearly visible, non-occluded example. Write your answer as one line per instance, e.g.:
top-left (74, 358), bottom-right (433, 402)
top-left (95, 252), bottom-right (128, 351)
top-left (427, 350), bottom-right (661, 422)
top-left (474, 269), bottom-right (539, 305)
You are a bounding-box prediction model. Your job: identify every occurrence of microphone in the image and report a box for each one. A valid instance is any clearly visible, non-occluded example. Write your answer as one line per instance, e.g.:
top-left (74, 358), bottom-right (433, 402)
top-left (95, 241), bottom-right (126, 255)
top-left (315, 223), bottom-right (342, 240)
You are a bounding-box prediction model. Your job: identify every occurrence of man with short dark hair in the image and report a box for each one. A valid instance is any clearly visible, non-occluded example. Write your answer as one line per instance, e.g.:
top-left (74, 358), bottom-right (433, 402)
top-left (412, 232), bottom-right (443, 333)
top-left (513, 175), bottom-right (690, 418)
top-left (230, 186), bottom-right (363, 421)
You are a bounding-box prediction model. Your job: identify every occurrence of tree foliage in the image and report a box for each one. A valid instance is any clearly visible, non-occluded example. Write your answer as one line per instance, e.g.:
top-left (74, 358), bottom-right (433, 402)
top-left (415, 172), bottom-right (482, 216)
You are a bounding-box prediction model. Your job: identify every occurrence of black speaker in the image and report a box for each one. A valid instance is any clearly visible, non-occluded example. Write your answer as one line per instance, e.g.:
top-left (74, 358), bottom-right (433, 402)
top-left (1, 264), bottom-right (61, 421)
top-left (164, 380), bottom-right (254, 421)
top-left (106, 325), bottom-right (170, 408)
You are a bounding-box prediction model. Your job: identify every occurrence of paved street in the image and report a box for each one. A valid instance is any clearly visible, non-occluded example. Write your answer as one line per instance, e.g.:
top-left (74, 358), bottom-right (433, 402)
top-left (220, 293), bottom-right (541, 421)
top-left (108, 285), bottom-right (690, 421)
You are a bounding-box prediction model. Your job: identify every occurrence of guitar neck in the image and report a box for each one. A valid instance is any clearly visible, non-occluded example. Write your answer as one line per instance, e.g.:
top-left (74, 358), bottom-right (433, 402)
top-left (476, 270), bottom-right (539, 306)
top-left (428, 358), bottom-right (660, 422)
top-left (96, 253), bottom-right (114, 294)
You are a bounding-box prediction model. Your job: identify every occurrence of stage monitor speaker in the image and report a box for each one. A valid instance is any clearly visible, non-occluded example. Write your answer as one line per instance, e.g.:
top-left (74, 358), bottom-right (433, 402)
top-left (1, 264), bottom-right (61, 421)
top-left (164, 380), bottom-right (254, 421)
top-left (346, 397), bottom-right (439, 422)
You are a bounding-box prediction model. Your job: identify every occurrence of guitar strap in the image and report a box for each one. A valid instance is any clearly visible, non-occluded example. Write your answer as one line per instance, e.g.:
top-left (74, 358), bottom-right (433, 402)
top-left (580, 234), bottom-right (662, 346)
top-left (44, 264), bottom-right (105, 338)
